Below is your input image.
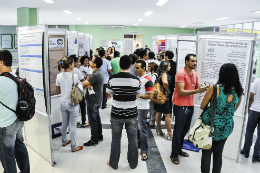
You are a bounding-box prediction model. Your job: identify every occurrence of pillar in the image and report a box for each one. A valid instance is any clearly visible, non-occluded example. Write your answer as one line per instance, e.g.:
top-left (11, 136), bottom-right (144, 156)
top-left (17, 7), bottom-right (39, 27)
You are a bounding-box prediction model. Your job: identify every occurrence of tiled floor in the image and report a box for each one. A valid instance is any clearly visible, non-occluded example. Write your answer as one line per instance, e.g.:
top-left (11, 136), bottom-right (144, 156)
top-left (1, 99), bottom-right (259, 173)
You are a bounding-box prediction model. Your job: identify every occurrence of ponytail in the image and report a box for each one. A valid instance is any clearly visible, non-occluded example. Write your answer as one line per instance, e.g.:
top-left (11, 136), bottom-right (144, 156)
top-left (58, 56), bottom-right (74, 71)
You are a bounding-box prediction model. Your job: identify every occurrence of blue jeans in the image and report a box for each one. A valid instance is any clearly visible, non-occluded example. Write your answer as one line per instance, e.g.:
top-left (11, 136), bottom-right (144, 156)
top-left (60, 101), bottom-right (79, 150)
top-left (0, 119), bottom-right (30, 173)
top-left (87, 103), bottom-right (103, 143)
top-left (137, 109), bottom-right (149, 155)
top-left (242, 110), bottom-right (260, 159)
top-left (171, 105), bottom-right (194, 158)
top-left (109, 117), bottom-right (138, 169)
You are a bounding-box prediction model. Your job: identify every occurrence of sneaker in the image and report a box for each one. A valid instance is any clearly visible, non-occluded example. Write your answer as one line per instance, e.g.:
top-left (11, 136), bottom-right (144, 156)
top-left (252, 158), bottom-right (260, 163)
top-left (83, 140), bottom-right (98, 146)
top-left (240, 150), bottom-right (249, 158)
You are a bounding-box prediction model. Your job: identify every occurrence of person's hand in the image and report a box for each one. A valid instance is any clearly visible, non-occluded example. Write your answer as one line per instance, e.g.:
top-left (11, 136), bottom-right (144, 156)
top-left (87, 85), bottom-right (93, 90)
top-left (204, 83), bottom-right (210, 90)
top-left (197, 84), bottom-right (208, 93)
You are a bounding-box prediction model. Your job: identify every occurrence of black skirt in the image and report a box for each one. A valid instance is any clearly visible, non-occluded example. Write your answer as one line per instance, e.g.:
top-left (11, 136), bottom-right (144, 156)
top-left (155, 98), bottom-right (172, 114)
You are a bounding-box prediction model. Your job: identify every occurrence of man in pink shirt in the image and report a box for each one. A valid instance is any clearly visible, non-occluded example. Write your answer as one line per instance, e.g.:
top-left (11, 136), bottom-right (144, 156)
top-left (170, 54), bottom-right (209, 165)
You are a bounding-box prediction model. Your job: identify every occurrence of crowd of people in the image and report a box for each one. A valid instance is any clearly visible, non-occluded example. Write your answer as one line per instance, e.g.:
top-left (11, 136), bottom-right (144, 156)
top-left (0, 44), bottom-right (259, 173)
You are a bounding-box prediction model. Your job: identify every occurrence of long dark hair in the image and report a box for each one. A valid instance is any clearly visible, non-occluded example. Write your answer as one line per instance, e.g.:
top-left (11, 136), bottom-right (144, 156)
top-left (157, 61), bottom-right (170, 77)
top-left (217, 63), bottom-right (244, 97)
top-left (58, 56), bottom-right (74, 71)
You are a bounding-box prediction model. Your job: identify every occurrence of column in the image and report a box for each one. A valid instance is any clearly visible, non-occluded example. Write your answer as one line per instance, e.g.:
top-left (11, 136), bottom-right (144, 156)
top-left (17, 7), bottom-right (39, 27)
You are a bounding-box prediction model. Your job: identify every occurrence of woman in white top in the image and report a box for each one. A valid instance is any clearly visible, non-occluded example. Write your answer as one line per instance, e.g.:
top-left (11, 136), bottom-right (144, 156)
top-left (79, 56), bottom-right (93, 80)
top-left (56, 56), bottom-right (83, 152)
top-left (147, 62), bottom-right (158, 127)
top-left (107, 47), bottom-right (114, 59)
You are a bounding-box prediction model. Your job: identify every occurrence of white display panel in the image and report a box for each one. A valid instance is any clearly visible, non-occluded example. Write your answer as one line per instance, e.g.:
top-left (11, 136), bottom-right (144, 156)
top-left (152, 36), bottom-right (158, 55)
top-left (78, 33), bottom-right (85, 56)
top-left (195, 39), bottom-right (252, 116)
top-left (177, 41), bottom-right (196, 70)
top-left (67, 31), bottom-right (78, 56)
top-left (85, 34), bottom-right (90, 56)
top-left (166, 38), bottom-right (177, 61)
top-left (18, 32), bottom-right (47, 114)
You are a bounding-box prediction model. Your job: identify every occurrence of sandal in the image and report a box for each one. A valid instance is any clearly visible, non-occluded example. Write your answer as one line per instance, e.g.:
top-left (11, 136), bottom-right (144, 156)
top-left (141, 154), bottom-right (148, 161)
top-left (171, 157), bottom-right (179, 165)
top-left (166, 134), bottom-right (173, 140)
top-left (156, 129), bottom-right (165, 136)
top-left (179, 151), bottom-right (189, 157)
top-left (71, 146), bottom-right (83, 152)
top-left (62, 140), bottom-right (71, 147)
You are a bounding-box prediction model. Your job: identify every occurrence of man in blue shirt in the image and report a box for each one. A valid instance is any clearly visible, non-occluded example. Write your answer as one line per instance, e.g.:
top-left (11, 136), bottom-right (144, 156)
top-left (0, 50), bottom-right (30, 173)
top-left (99, 49), bottom-right (112, 109)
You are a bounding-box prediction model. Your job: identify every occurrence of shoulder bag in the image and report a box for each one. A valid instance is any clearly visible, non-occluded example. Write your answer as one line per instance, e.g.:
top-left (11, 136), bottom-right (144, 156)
top-left (188, 85), bottom-right (217, 150)
top-left (151, 73), bottom-right (168, 105)
top-left (71, 73), bottom-right (84, 105)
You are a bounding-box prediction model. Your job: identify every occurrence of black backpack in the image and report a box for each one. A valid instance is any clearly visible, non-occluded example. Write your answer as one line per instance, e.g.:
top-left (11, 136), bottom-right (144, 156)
top-left (0, 72), bottom-right (36, 121)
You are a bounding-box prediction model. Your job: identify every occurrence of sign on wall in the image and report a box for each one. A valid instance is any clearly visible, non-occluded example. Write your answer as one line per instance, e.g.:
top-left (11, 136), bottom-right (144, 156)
top-left (108, 41), bottom-right (123, 53)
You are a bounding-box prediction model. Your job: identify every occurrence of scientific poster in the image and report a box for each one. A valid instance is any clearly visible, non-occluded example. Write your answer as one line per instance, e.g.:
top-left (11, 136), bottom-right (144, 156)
top-left (18, 32), bottom-right (47, 114)
top-left (158, 40), bottom-right (165, 53)
top-left (177, 41), bottom-right (196, 70)
top-left (1, 34), bottom-right (12, 49)
top-left (152, 36), bottom-right (158, 54)
top-left (68, 37), bottom-right (78, 56)
top-left (78, 36), bottom-right (85, 56)
top-left (195, 39), bottom-right (252, 116)
top-left (49, 36), bottom-right (66, 96)
top-left (108, 41), bottom-right (123, 53)
top-left (166, 39), bottom-right (177, 61)
top-left (85, 34), bottom-right (90, 56)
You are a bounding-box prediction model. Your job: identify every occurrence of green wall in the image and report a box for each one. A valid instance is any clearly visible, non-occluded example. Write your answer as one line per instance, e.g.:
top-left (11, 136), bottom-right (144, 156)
top-left (69, 25), bottom-right (195, 51)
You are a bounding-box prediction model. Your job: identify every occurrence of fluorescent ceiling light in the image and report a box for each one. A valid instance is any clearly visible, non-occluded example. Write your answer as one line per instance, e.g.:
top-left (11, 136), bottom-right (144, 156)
top-left (144, 11), bottom-right (153, 16)
top-left (76, 18), bottom-right (82, 20)
top-left (138, 19), bottom-right (143, 21)
top-left (180, 25), bottom-right (187, 27)
top-left (156, 0), bottom-right (168, 6)
top-left (134, 23), bottom-right (138, 25)
top-left (84, 22), bottom-right (89, 24)
top-left (253, 11), bottom-right (260, 13)
top-left (63, 10), bottom-right (72, 14)
top-left (43, 0), bottom-right (54, 3)
top-left (215, 17), bottom-right (230, 20)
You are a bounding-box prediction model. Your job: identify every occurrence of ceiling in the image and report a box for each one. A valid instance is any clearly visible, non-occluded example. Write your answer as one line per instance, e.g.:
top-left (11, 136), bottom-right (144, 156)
top-left (1, 0), bottom-right (260, 29)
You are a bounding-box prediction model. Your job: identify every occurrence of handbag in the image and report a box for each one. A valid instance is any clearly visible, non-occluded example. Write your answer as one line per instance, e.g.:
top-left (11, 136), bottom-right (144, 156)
top-left (188, 85), bottom-right (217, 150)
top-left (71, 73), bottom-right (84, 105)
top-left (151, 73), bottom-right (168, 105)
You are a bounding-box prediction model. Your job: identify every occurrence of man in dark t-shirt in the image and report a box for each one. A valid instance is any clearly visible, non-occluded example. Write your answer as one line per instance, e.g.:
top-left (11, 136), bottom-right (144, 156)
top-left (83, 56), bottom-right (104, 146)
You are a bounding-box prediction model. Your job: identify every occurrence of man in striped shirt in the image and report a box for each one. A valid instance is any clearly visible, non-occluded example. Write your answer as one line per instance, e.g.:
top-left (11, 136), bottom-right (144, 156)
top-left (134, 60), bottom-right (153, 161)
top-left (106, 55), bottom-right (141, 170)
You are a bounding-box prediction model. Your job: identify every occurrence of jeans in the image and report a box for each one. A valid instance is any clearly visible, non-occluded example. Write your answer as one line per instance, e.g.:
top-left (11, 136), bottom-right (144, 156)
top-left (148, 101), bottom-right (156, 126)
top-left (0, 119), bottom-right (30, 173)
top-left (242, 110), bottom-right (260, 159)
top-left (60, 101), bottom-right (79, 150)
top-left (171, 105), bottom-right (194, 158)
top-left (102, 84), bottom-right (108, 108)
top-left (109, 117), bottom-right (138, 169)
top-left (201, 138), bottom-right (227, 173)
top-left (79, 96), bottom-right (86, 124)
top-left (137, 109), bottom-right (149, 155)
top-left (87, 103), bottom-right (103, 143)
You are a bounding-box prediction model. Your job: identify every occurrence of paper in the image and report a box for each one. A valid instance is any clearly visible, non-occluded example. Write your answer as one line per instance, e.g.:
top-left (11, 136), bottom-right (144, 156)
top-left (49, 38), bottom-right (64, 48)
top-left (68, 37), bottom-right (78, 56)
top-left (195, 39), bottom-right (252, 116)
top-left (85, 34), bottom-right (90, 56)
top-left (177, 41), bottom-right (196, 70)
top-left (78, 36), bottom-right (85, 56)
top-left (108, 41), bottom-right (123, 53)
top-left (1, 35), bottom-right (12, 49)
top-left (158, 40), bottom-right (165, 53)
top-left (18, 33), bottom-right (47, 114)
top-left (152, 36), bottom-right (158, 54)
top-left (166, 39), bottom-right (177, 61)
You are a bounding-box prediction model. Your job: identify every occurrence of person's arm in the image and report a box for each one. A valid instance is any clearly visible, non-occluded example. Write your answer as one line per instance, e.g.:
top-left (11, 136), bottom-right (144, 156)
top-left (140, 93), bottom-right (153, 99)
top-left (161, 73), bottom-right (169, 91)
top-left (248, 92), bottom-right (255, 110)
top-left (140, 80), bottom-right (153, 99)
top-left (177, 82), bottom-right (207, 96)
top-left (87, 74), bottom-right (90, 79)
top-left (83, 80), bottom-right (91, 89)
top-left (235, 97), bottom-right (242, 111)
top-left (200, 85), bottom-right (215, 110)
top-left (56, 86), bottom-right (61, 94)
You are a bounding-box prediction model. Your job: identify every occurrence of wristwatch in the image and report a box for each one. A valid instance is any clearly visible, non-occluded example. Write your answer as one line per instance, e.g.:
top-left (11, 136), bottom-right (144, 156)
top-left (138, 94), bottom-right (141, 98)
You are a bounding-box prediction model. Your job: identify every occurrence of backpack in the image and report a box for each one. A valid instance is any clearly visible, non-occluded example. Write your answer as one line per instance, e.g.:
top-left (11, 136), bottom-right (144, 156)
top-left (0, 72), bottom-right (36, 121)
top-left (151, 73), bottom-right (168, 105)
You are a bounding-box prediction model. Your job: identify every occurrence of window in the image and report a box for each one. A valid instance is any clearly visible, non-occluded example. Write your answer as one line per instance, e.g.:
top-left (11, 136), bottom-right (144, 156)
top-left (244, 22), bottom-right (253, 33)
top-left (220, 26), bottom-right (227, 32)
top-left (254, 22), bottom-right (260, 34)
top-left (235, 24), bottom-right (243, 33)
top-left (227, 25), bottom-right (234, 32)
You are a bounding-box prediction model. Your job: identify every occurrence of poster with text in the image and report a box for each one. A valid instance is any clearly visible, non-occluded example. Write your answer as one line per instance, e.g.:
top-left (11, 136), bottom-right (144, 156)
top-left (152, 36), bottom-right (158, 54)
top-left (18, 32), bottom-right (47, 115)
top-left (158, 40), bottom-right (165, 53)
top-left (177, 41), bottom-right (196, 70)
top-left (1, 34), bottom-right (12, 49)
top-left (78, 36), bottom-right (85, 56)
top-left (195, 39), bottom-right (252, 116)
top-left (68, 37), bottom-right (78, 56)
top-left (166, 39), bottom-right (177, 61)
top-left (108, 41), bottom-right (123, 53)
top-left (49, 36), bottom-right (66, 96)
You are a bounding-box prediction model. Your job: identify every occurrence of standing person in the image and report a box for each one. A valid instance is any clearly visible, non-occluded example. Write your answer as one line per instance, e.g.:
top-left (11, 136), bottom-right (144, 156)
top-left (134, 60), bottom-right (153, 161)
top-left (147, 62), bottom-right (158, 127)
top-left (129, 54), bottom-right (138, 75)
top-left (83, 56), bottom-right (104, 146)
top-left (157, 54), bottom-right (165, 65)
top-left (200, 63), bottom-right (242, 173)
top-left (99, 49), bottom-right (112, 109)
top-left (112, 46), bottom-right (116, 52)
top-left (110, 51), bottom-right (121, 74)
top-left (107, 47), bottom-right (114, 59)
top-left (79, 56), bottom-right (93, 80)
top-left (154, 61), bottom-right (173, 139)
top-left (107, 55), bottom-right (141, 170)
top-left (56, 56), bottom-right (83, 152)
top-left (147, 51), bottom-right (160, 66)
top-left (241, 77), bottom-right (260, 163)
top-left (170, 54), bottom-right (209, 164)
top-left (0, 50), bottom-right (30, 173)
top-left (135, 44), bottom-right (140, 50)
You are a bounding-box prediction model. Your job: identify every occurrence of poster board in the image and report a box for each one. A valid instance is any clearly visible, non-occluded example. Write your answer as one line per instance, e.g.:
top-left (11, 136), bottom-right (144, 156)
top-left (165, 35), bottom-right (177, 61)
top-left (78, 33), bottom-right (85, 56)
top-left (152, 36), bottom-right (158, 55)
top-left (67, 31), bottom-right (78, 57)
top-left (90, 35), bottom-right (93, 52)
top-left (85, 34), bottom-right (90, 56)
top-left (1, 34), bottom-right (13, 49)
top-left (108, 41), bottom-right (123, 53)
top-left (195, 32), bottom-right (256, 161)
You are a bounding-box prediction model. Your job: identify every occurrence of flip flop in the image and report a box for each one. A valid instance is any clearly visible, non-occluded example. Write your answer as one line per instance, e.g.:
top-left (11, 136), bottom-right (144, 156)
top-left (171, 157), bottom-right (179, 165)
top-left (141, 154), bottom-right (148, 161)
top-left (179, 151), bottom-right (189, 157)
top-left (62, 140), bottom-right (71, 147)
top-left (71, 146), bottom-right (83, 152)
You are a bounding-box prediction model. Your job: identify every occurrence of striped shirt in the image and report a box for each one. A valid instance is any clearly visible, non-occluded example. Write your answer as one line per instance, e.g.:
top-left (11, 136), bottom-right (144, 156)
top-left (107, 72), bottom-right (141, 119)
top-left (136, 74), bottom-right (153, 109)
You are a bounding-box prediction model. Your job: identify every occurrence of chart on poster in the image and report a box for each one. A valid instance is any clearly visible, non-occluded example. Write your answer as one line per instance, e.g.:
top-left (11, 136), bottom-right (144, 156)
top-left (18, 32), bottom-right (47, 114)
top-left (195, 39), bottom-right (252, 116)
top-left (177, 41), bottom-right (196, 70)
